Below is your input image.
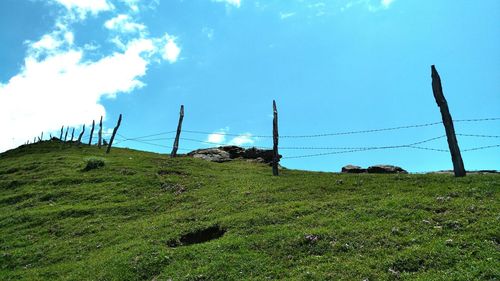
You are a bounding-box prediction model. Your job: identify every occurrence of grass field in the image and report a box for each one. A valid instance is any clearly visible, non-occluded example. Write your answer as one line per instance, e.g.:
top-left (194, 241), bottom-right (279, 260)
top-left (0, 140), bottom-right (498, 280)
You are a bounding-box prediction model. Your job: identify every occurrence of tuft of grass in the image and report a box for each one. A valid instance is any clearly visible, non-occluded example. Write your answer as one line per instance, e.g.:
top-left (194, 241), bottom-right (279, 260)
top-left (0, 141), bottom-right (498, 280)
top-left (82, 158), bottom-right (105, 172)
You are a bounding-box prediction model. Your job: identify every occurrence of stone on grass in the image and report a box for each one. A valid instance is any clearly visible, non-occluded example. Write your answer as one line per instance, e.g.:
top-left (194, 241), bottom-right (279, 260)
top-left (367, 165), bottom-right (407, 174)
top-left (341, 165), bottom-right (367, 173)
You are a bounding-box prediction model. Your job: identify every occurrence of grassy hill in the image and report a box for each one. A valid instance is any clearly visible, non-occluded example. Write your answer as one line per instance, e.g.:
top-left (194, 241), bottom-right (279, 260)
top-left (0, 141), bottom-right (498, 280)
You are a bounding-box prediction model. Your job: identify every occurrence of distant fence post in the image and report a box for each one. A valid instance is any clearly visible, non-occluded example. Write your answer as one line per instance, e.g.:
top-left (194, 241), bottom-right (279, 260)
top-left (89, 120), bottom-right (95, 145)
top-left (98, 116), bottom-right (103, 148)
top-left (106, 114), bottom-right (122, 154)
top-left (431, 65), bottom-right (466, 177)
top-left (171, 105), bottom-right (184, 157)
top-left (60, 126), bottom-right (64, 140)
top-left (77, 124), bottom-right (85, 143)
top-left (70, 128), bottom-right (75, 142)
top-left (64, 127), bottom-right (69, 142)
top-left (272, 100), bottom-right (280, 176)
top-left (39, 132), bottom-right (43, 142)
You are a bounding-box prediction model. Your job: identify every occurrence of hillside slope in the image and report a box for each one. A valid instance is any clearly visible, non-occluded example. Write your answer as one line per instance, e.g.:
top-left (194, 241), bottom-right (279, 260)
top-left (0, 141), bottom-right (498, 280)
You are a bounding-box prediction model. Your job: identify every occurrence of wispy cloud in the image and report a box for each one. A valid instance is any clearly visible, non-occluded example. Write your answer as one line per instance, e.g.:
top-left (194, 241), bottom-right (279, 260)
top-left (212, 0), bottom-right (241, 8)
top-left (104, 14), bottom-right (146, 33)
top-left (52, 0), bottom-right (114, 19)
top-left (279, 12), bottom-right (296, 20)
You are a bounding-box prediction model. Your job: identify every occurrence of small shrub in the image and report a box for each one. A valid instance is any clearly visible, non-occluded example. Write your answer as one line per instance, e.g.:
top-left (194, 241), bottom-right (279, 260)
top-left (83, 158), bottom-right (105, 171)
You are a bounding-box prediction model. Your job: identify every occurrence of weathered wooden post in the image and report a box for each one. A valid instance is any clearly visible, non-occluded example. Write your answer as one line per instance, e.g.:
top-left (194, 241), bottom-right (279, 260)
top-left (106, 114), bottom-right (122, 154)
top-left (60, 126), bottom-right (64, 140)
top-left (272, 100), bottom-right (279, 176)
top-left (431, 65), bottom-right (466, 177)
top-left (39, 132), bottom-right (43, 142)
top-left (98, 116), bottom-right (103, 148)
top-left (171, 105), bottom-right (184, 157)
top-left (70, 128), bottom-right (75, 142)
top-left (64, 127), bottom-right (69, 142)
top-left (77, 125), bottom-right (85, 143)
top-left (88, 120), bottom-right (95, 145)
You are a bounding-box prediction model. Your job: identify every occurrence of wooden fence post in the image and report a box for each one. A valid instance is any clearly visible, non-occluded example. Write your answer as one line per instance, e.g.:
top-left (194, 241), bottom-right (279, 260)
top-left (89, 120), bottom-right (95, 145)
top-left (98, 116), bottom-right (103, 148)
top-left (272, 100), bottom-right (280, 176)
top-left (431, 65), bottom-right (466, 177)
top-left (106, 114), bottom-right (122, 154)
top-left (77, 125), bottom-right (85, 143)
top-left (171, 105), bottom-right (184, 157)
top-left (39, 132), bottom-right (43, 142)
top-left (60, 126), bottom-right (64, 140)
top-left (70, 128), bottom-right (75, 142)
top-left (64, 127), bottom-right (69, 142)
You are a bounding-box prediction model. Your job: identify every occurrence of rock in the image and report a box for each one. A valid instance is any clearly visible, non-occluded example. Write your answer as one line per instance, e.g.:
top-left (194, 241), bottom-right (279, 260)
top-left (188, 146), bottom-right (281, 164)
top-left (367, 165), bottom-right (407, 174)
top-left (341, 165), bottom-right (367, 173)
top-left (187, 148), bottom-right (231, 163)
top-left (218, 146), bottom-right (245, 158)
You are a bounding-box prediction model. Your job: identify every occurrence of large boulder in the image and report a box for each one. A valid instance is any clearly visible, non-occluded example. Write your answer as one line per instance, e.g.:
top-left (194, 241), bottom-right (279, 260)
top-left (187, 148), bottom-right (231, 163)
top-left (367, 165), bottom-right (407, 174)
top-left (341, 165), bottom-right (367, 173)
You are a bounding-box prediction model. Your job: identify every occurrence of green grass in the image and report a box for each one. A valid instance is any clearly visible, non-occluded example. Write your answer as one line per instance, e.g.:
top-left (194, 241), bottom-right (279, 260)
top-left (0, 140), bottom-right (498, 280)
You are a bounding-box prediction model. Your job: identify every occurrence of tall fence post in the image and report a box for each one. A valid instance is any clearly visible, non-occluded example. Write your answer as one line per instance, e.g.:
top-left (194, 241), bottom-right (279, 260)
top-left (89, 120), bottom-right (95, 145)
top-left (431, 65), bottom-right (466, 177)
top-left (70, 128), bottom-right (75, 142)
top-left (272, 100), bottom-right (280, 176)
top-left (77, 124), bottom-right (85, 143)
top-left (106, 114), bottom-right (122, 154)
top-left (98, 116), bottom-right (103, 148)
top-left (39, 132), bottom-right (43, 142)
top-left (171, 105), bottom-right (184, 157)
top-left (60, 126), bottom-right (64, 140)
top-left (64, 127), bottom-right (69, 142)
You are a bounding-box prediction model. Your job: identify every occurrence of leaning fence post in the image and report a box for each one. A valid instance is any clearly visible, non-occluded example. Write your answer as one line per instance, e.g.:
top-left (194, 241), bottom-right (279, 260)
top-left (70, 128), bottom-right (75, 142)
top-left (272, 100), bottom-right (280, 176)
top-left (88, 120), bottom-right (95, 145)
top-left (60, 126), bottom-right (64, 140)
top-left (171, 105), bottom-right (184, 157)
top-left (106, 114), bottom-right (122, 154)
top-left (64, 127), bottom-right (69, 142)
top-left (98, 116), bottom-right (103, 148)
top-left (431, 65), bottom-right (466, 177)
top-left (77, 125), bottom-right (85, 143)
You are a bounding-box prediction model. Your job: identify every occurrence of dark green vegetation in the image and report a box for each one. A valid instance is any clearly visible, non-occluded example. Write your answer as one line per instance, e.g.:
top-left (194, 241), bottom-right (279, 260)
top-left (0, 141), bottom-right (498, 280)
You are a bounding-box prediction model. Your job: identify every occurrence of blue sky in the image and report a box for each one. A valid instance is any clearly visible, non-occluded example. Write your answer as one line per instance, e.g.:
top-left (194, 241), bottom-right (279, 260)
top-left (0, 0), bottom-right (498, 172)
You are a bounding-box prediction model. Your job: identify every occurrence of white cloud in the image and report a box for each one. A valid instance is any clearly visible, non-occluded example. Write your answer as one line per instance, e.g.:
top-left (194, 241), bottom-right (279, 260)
top-left (207, 130), bottom-right (227, 144)
top-left (229, 133), bottom-right (254, 146)
top-left (162, 36), bottom-right (181, 63)
top-left (212, 0), bottom-right (241, 8)
top-left (104, 14), bottom-right (146, 33)
top-left (0, 38), bottom-right (159, 152)
top-left (120, 0), bottom-right (140, 12)
top-left (53, 0), bottom-right (114, 18)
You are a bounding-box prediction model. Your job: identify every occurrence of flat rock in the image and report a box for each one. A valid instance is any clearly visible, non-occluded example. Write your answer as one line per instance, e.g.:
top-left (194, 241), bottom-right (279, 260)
top-left (341, 165), bottom-right (367, 173)
top-left (367, 165), bottom-right (407, 174)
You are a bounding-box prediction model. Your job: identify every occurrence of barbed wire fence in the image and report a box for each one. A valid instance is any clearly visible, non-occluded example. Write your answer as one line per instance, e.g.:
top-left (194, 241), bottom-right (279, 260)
top-left (26, 66), bottom-right (499, 176)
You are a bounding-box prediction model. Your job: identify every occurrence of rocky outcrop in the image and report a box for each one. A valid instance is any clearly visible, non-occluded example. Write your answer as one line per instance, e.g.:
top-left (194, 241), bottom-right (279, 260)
top-left (188, 148), bottom-right (231, 163)
top-left (341, 165), bottom-right (367, 173)
top-left (341, 164), bottom-right (407, 174)
top-left (188, 146), bottom-right (281, 164)
top-left (367, 165), bottom-right (408, 174)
